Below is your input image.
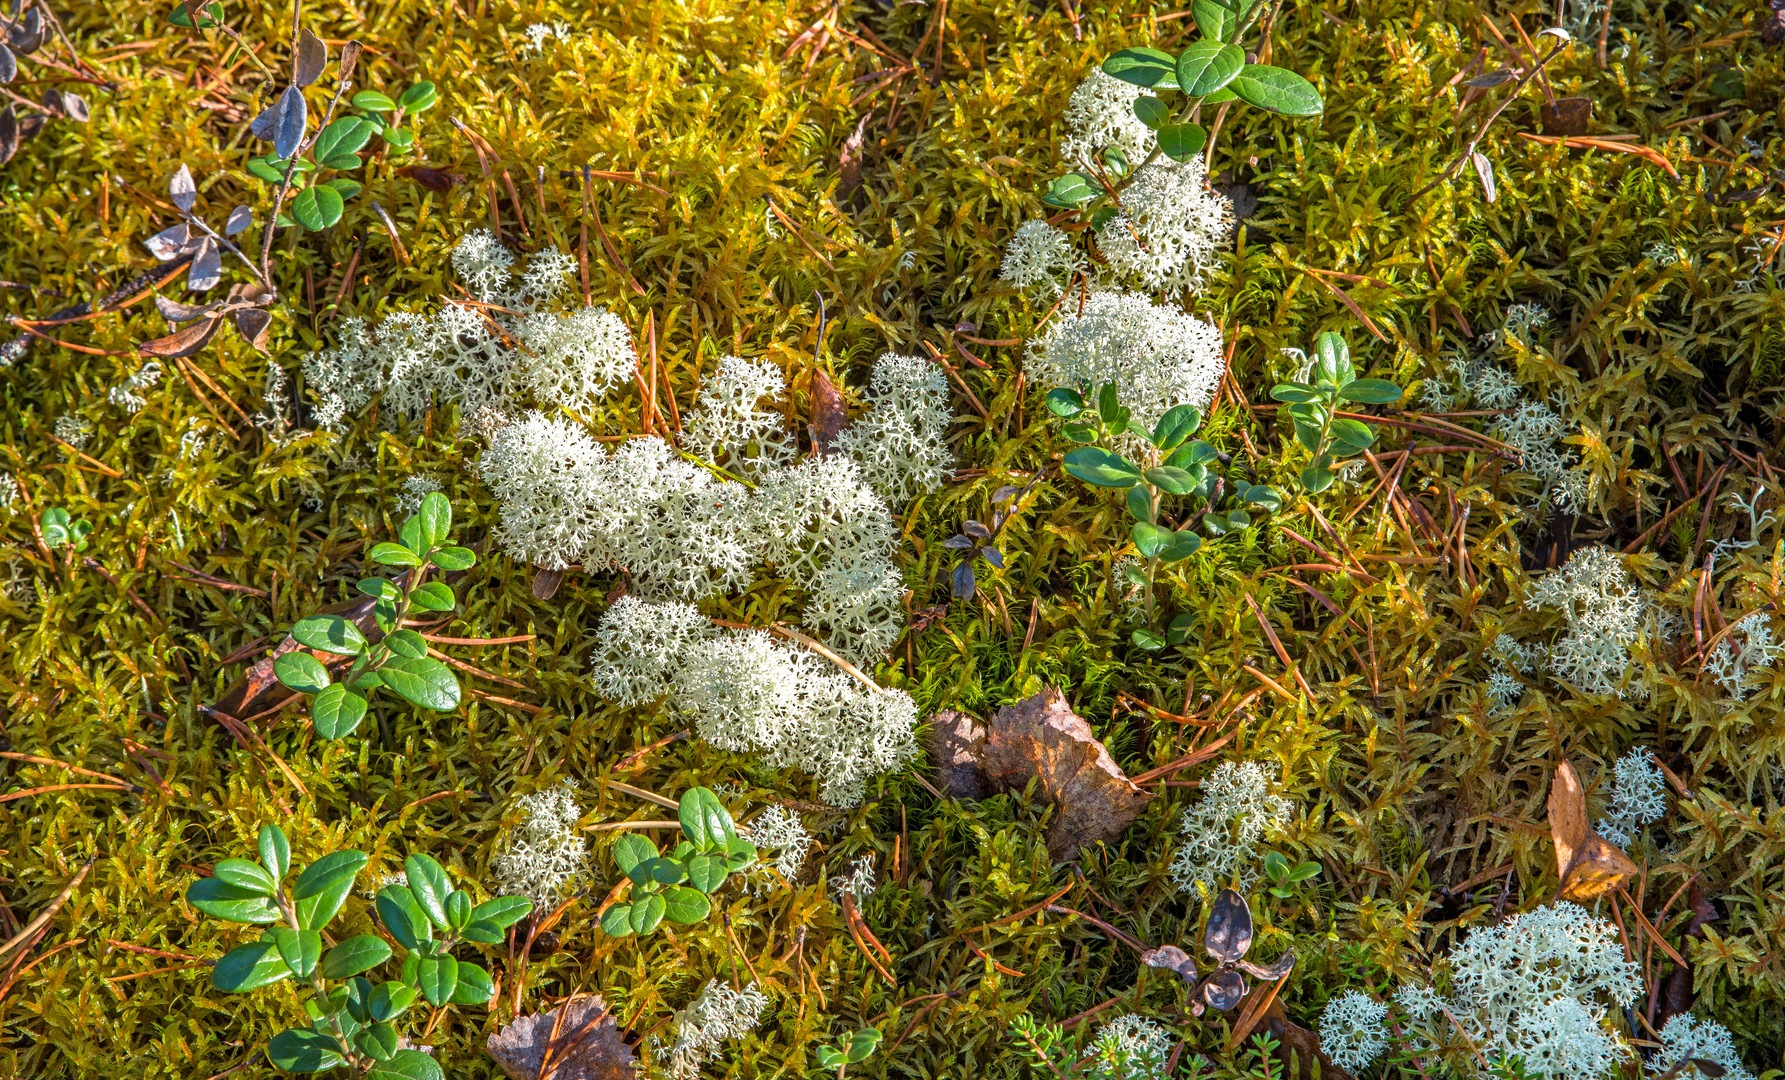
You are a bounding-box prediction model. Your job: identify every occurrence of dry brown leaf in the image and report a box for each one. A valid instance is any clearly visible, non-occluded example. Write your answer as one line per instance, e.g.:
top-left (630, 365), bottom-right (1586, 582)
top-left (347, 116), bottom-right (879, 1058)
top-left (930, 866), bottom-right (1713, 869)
top-left (959, 686), bottom-right (1154, 859)
top-left (486, 993), bottom-right (637, 1080)
top-left (139, 314), bottom-right (223, 358)
top-left (533, 566), bottom-right (567, 601)
top-left (1541, 97), bottom-right (1593, 136)
top-left (808, 369), bottom-right (847, 454)
top-left (929, 709), bottom-right (989, 799)
top-left (1548, 760), bottom-right (1636, 901)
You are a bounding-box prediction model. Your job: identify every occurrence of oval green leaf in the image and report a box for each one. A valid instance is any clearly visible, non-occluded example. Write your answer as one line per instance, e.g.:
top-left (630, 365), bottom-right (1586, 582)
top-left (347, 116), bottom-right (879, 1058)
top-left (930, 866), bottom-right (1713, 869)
top-left (352, 90), bottom-right (397, 112)
top-left (1192, 0), bottom-right (1239, 41)
top-left (1131, 95), bottom-right (1169, 129)
top-left (186, 876), bottom-right (282, 923)
top-left (292, 850), bottom-right (368, 901)
top-left (1151, 404), bottom-right (1203, 450)
top-left (267, 1027), bottom-right (347, 1073)
top-left (662, 886), bottom-right (712, 925)
top-left (686, 853), bottom-right (727, 894)
top-left (311, 116), bottom-right (371, 162)
top-left (1102, 46), bottom-right (1179, 89)
top-left (469, 895), bottom-right (533, 929)
top-left (1229, 64), bottom-right (1324, 116)
top-left (1044, 387), bottom-right (1085, 418)
top-left (1157, 122), bottom-right (1207, 162)
top-left (211, 858), bottom-right (277, 895)
top-left (678, 787), bottom-right (735, 848)
top-left (271, 927), bottom-right (321, 978)
top-left (319, 934), bottom-right (393, 979)
top-left (273, 652), bottom-right (331, 695)
top-left (1040, 172), bottom-right (1098, 209)
top-left (376, 885), bottom-right (431, 951)
top-left (398, 82), bottom-right (438, 112)
top-left (379, 656), bottom-right (460, 711)
top-left (444, 890), bottom-right (472, 929)
top-left (1337, 378), bottom-right (1404, 404)
top-left (1063, 447), bottom-right (1143, 489)
top-left (402, 853), bottom-right (452, 928)
top-left (415, 953), bottom-right (458, 1006)
top-left (1131, 628), bottom-right (1167, 651)
top-left (310, 684), bottom-right (368, 740)
top-left (1175, 42), bottom-right (1244, 96)
top-left (600, 902), bottom-right (634, 937)
top-left (416, 492), bottom-right (451, 550)
top-left (290, 184), bottom-right (344, 231)
top-left (212, 939), bottom-right (293, 992)
top-left (1144, 466), bottom-right (1197, 495)
top-left (1131, 522), bottom-right (1173, 559)
top-left (430, 546), bottom-right (476, 571)
top-left (409, 581), bottom-right (456, 612)
top-left (292, 614), bottom-right (367, 656)
top-left (259, 825), bottom-right (290, 883)
top-left (448, 960), bottom-right (495, 1005)
top-left (372, 1050), bottom-right (445, 1080)
top-left (368, 542), bottom-right (421, 567)
top-left (629, 891), bottom-right (667, 934)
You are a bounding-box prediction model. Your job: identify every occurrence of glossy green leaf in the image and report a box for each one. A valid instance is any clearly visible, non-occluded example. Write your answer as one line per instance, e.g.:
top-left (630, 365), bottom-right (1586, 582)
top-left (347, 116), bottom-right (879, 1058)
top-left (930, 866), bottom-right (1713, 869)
top-left (352, 90), bottom-right (397, 112)
top-left (370, 1050), bottom-right (446, 1080)
top-left (1175, 42), bottom-right (1244, 96)
top-left (266, 1027), bottom-right (347, 1073)
top-left (1125, 484), bottom-right (1154, 525)
top-left (1132, 522), bottom-right (1173, 558)
top-left (1312, 331), bottom-right (1352, 386)
top-left (1063, 447), bottom-right (1144, 488)
top-left (1192, 0), bottom-right (1239, 41)
top-left (269, 927), bottom-right (321, 978)
top-left (1229, 64), bottom-right (1324, 116)
top-left (291, 614), bottom-right (367, 655)
top-left (378, 629), bottom-right (425, 660)
top-left (1327, 417), bottom-right (1376, 455)
top-left (409, 581), bottom-right (456, 611)
top-left (398, 82), bottom-right (438, 112)
top-left (844, 1028), bottom-right (884, 1063)
top-left (662, 886), bottom-right (712, 924)
top-left (289, 183), bottom-right (344, 231)
top-left (1269, 383), bottom-right (1324, 404)
top-left (686, 853), bottom-right (727, 893)
top-left (430, 545), bottom-right (476, 571)
top-left (355, 1023), bottom-right (399, 1062)
top-left (1045, 387), bottom-right (1086, 418)
top-left (1301, 465), bottom-right (1336, 492)
top-left (1157, 122), bottom-right (1207, 162)
top-left (1063, 422), bottom-right (1098, 443)
top-left (1337, 378), bottom-right (1404, 404)
top-left (678, 787), bottom-right (735, 848)
top-left (368, 542), bottom-right (421, 567)
top-left (211, 858), bottom-right (277, 895)
top-left (310, 684), bottom-right (368, 740)
top-left (469, 895), bottom-right (533, 929)
top-left (1161, 530), bottom-right (1204, 561)
top-left (629, 891), bottom-right (667, 934)
top-left (459, 920), bottom-right (504, 944)
top-left (1096, 383), bottom-right (1120, 424)
top-left (1101, 47), bottom-right (1179, 89)
top-left (1243, 485), bottom-right (1284, 512)
top-left (168, 1), bottom-right (224, 28)
top-left (259, 825), bottom-right (290, 884)
top-left (369, 981), bottom-right (418, 1023)
top-left (600, 902), bottom-right (634, 936)
top-left (379, 656), bottom-right (460, 711)
top-left (323, 177), bottom-right (363, 198)
top-left (292, 850), bottom-right (367, 901)
top-left (415, 492), bottom-right (451, 550)
top-left (403, 853), bottom-right (452, 928)
top-left (186, 876), bottom-right (281, 923)
top-left (357, 577), bottom-right (401, 602)
top-left (246, 155), bottom-right (285, 183)
top-left (415, 953), bottom-right (458, 1006)
top-left (449, 960), bottom-right (495, 1005)
top-left (311, 117), bottom-right (371, 162)
top-left (212, 939), bottom-right (293, 991)
top-left (724, 835), bottom-right (758, 870)
top-left (444, 890), bottom-right (472, 929)
top-left (1132, 628), bottom-right (1167, 651)
top-left (1040, 172), bottom-right (1098, 208)
top-left (613, 833), bottom-right (657, 883)
top-left (1131, 95), bottom-right (1169, 128)
top-left (1144, 466), bottom-right (1197, 495)
top-left (376, 885), bottom-right (431, 951)
top-left (640, 856), bottom-right (686, 886)
top-left (273, 652), bottom-right (330, 694)
top-left (1167, 613), bottom-right (1196, 645)
top-left (1151, 404), bottom-right (1203, 450)
top-left (320, 934), bottom-right (392, 979)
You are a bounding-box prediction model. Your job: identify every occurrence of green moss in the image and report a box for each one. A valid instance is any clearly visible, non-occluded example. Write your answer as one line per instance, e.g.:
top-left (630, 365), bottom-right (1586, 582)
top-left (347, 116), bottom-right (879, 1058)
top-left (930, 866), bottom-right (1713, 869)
top-left (3, 0), bottom-right (1785, 1076)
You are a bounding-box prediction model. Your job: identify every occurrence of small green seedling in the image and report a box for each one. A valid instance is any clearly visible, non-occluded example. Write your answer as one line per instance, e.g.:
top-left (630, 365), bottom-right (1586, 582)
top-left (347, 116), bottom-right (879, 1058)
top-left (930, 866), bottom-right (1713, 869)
top-left (1262, 851), bottom-right (1322, 899)
top-left (184, 825), bottom-right (531, 1078)
top-left (349, 82), bottom-right (438, 155)
top-left (1268, 332), bottom-right (1403, 492)
top-left (601, 787), bottom-right (757, 937)
top-left (273, 492), bottom-right (474, 739)
top-left (1049, 383), bottom-right (1282, 645)
top-left (39, 508), bottom-right (91, 552)
top-left (814, 1027), bottom-right (883, 1078)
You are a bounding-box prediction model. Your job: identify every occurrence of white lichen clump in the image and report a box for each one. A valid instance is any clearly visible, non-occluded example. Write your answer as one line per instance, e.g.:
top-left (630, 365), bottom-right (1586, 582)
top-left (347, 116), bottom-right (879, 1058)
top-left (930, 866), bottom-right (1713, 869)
top-left (394, 474), bottom-right (443, 516)
top-left (736, 804), bottom-right (815, 885)
top-left (999, 219), bottom-right (1083, 297)
top-left (1167, 761), bottom-right (1292, 894)
top-left (108, 361), bottom-right (163, 413)
top-left (1025, 290), bottom-right (1225, 433)
top-left (833, 353), bottom-right (954, 505)
top-left (1060, 68), bottom-right (1155, 169)
top-left (589, 600), bottom-right (918, 806)
top-left (830, 854), bottom-right (878, 903)
top-left (1319, 990), bottom-right (1390, 1072)
top-left (1653, 1014), bottom-right (1756, 1080)
top-left (1085, 1014), bottom-right (1172, 1080)
top-left (1447, 903), bottom-right (1641, 1080)
top-left (684, 355), bottom-right (797, 477)
top-left (53, 415), bottom-right (91, 449)
top-left (1095, 159), bottom-right (1235, 296)
top-left (1704, 612), bottom-right (1781, 701)
top-left (1526, 546), bottom-right (1646, 697)
top-left (1595, 746), bottom-right (1666, 848)
top-left (655, 980), bottom-right (769, 1080)
top-left (302, 231), bottom-right (636, 428)
top-left (490, 781), bottom-right (587, 909)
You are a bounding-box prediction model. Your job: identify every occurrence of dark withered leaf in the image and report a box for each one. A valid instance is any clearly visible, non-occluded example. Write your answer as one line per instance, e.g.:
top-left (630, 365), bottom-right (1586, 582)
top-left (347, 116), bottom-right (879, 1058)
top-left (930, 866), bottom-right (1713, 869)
top-left (1470, 151), bottom-right (1496, 204)
top-left (60, 91), bottom-right (90, 122)
top-left (532, 566), bottom-right (566, 601)
top-left (396, 165), bottom-right (466, 192)
top-left (139, 314), bottom-right (224, 358)
top-left (975, 686), bottom-right (1154, 859)
top-left (928, 709), bottom-right (989, 799)
top-left (838, 113), bottom-right (867, 200)
top-left (1541, 96), bottom-right (1593, 136)
top-left (224, 205), bottom-right (252, 236)
top-left (169, 164), bottom-right (197, 213)
top-left (293, 29), bottom-right (327, 87)
top-left (39, 88), bottom-right (62, 116)
top-left (187, 236), bottom-right (222, 292)
top-left (992, 486), bottom-right (1021, 504)
top-left (338, 40), bottom-right (363, 82)
top-left (1139, 944), bottom-right (1197, 980)
top-left (808, 369), bottom-right (846, 454)
top-left (250, 100), bottom-right (278, 141)
top-left (156, 295), bottom-right (217, 324)
top-left (962, 519), bottom-right (991, 540)
top-left (144, 223), bottom-right (192, 261)
top-left (951, 560), bottom-right (975, 600)
top-left (1235, 950), bottom-right (1294, 981)
top-left (1464, 67), bottom-right (1514, 88)
top-left (0, 42), bottom-right (15, 84)
top-left (234, 308), bottom-right (273, 351)
top-left (272, 84), bottom-right (307, 161)
top-left (1203, 888), bottom-right (1254, 962)
top-left (0, 104), bottom-right (16, 166)
top-left (486, 993), bottom-right (636, 1080)
top-left (940, 535), bottom-right (975, 550)
top-left (8, 8), bottom-right (39, 53)
top-left (980, 546), bottom-right (1004, 569)
top-left (1202, 968), bottom-right (1248, 1011)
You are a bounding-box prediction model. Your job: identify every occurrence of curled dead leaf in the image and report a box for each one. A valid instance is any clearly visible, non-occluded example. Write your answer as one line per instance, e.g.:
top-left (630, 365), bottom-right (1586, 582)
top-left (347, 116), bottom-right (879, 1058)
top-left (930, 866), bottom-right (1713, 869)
top-left (233, 308), bottom-right (272, 351)
top-left (1548, 759), bottom-right (1636, 901)
top-left (397, 165), bottom-right (466, 192)
top-left (486, 993), bottom-right (637, 1080)
top-left (144, 223), bottom-right (193, 262)
top-left (139, 314), bottom-right (223, 358)
top-left (934, 687), bottom-right (1153, 859)
top-left (532, 566), bottom-right (566, 601)
top-left (808, 368), bottom-right (846, 455)
top-left (155, 295), bottom-right (217, 324)
top-left (293, 28), bottom-right (328, 87)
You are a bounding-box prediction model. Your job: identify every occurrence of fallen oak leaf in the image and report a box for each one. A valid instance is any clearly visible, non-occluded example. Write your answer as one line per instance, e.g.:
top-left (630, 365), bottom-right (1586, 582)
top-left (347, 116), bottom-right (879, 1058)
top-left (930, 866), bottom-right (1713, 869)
top-left (487, 992), bottom-right (637, 1080)
top-left (1547, 759), bottom-right (1637, 901)
top-left (808, 368), bottom-right (846, 455)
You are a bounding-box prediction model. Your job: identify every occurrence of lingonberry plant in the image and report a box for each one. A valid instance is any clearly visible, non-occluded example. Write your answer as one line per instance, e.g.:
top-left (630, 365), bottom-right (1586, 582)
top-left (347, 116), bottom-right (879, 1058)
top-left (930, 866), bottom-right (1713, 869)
top-left (602, 788), bottom-right (757, 937)
top-left (1268, 332), bottom-right (1403, 492)
top-left (272, 492), bottom-right (474, 739)
top-left (184, 825), bottom-right (531, 1078)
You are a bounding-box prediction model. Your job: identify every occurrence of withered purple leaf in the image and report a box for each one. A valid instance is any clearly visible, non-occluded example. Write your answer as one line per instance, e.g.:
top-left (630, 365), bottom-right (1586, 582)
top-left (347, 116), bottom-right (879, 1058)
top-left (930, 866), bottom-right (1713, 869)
top-left (293, 29), bottom-right (327, 87)
top-left (1464, 68), bottom-right (1514, 88)
top-left (940, 535), bottom-right (975, 550)
top-left (156, 295), bottom-right (217, 324)
top-left (272, 84), bottom-right (307, 161)
top-left (1202, 968), bottom-right (1248, 1011)
top-left (0, 104), bottom-right (16, 166)
top-left (8, 8), bottom-right (39, 53)
top-left (993, 486), bottom-right (1021, 504)
top-left (249, 100), bottom-right (277, 142)
top-left (233, 308), bottom-right (272, 351)
top-left (962, 519), bottom-right (991, 540)
top-left (0, 42), bottom-right (16, 84)
top-left (60, 91), bottom-right (89, 123)
top-left (144, 223), bottom-right (192, 262)
top-left (951, 560), bottom-right (975, 600)
top-left (807, 369), bottom-right (846, 454)
top-left (1236, 951), bottom-right (1295, 981)
top-left (1139, 944), bottom-right (1197, 979)
top-left (140, 314), bottom-right (224, 358)
top-left (1203, 887), bottom-right (1253, 963)
top-left (486, 993), bottom-right (637, 1080)
top-left (186, 236), bottom-right (222, 292)
top-left (169, 164), bottom-right (197, 213)
top-left (224, 205), bottom-right (252, 236)
top-left (980, 546), bottom-right (1004, 569)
